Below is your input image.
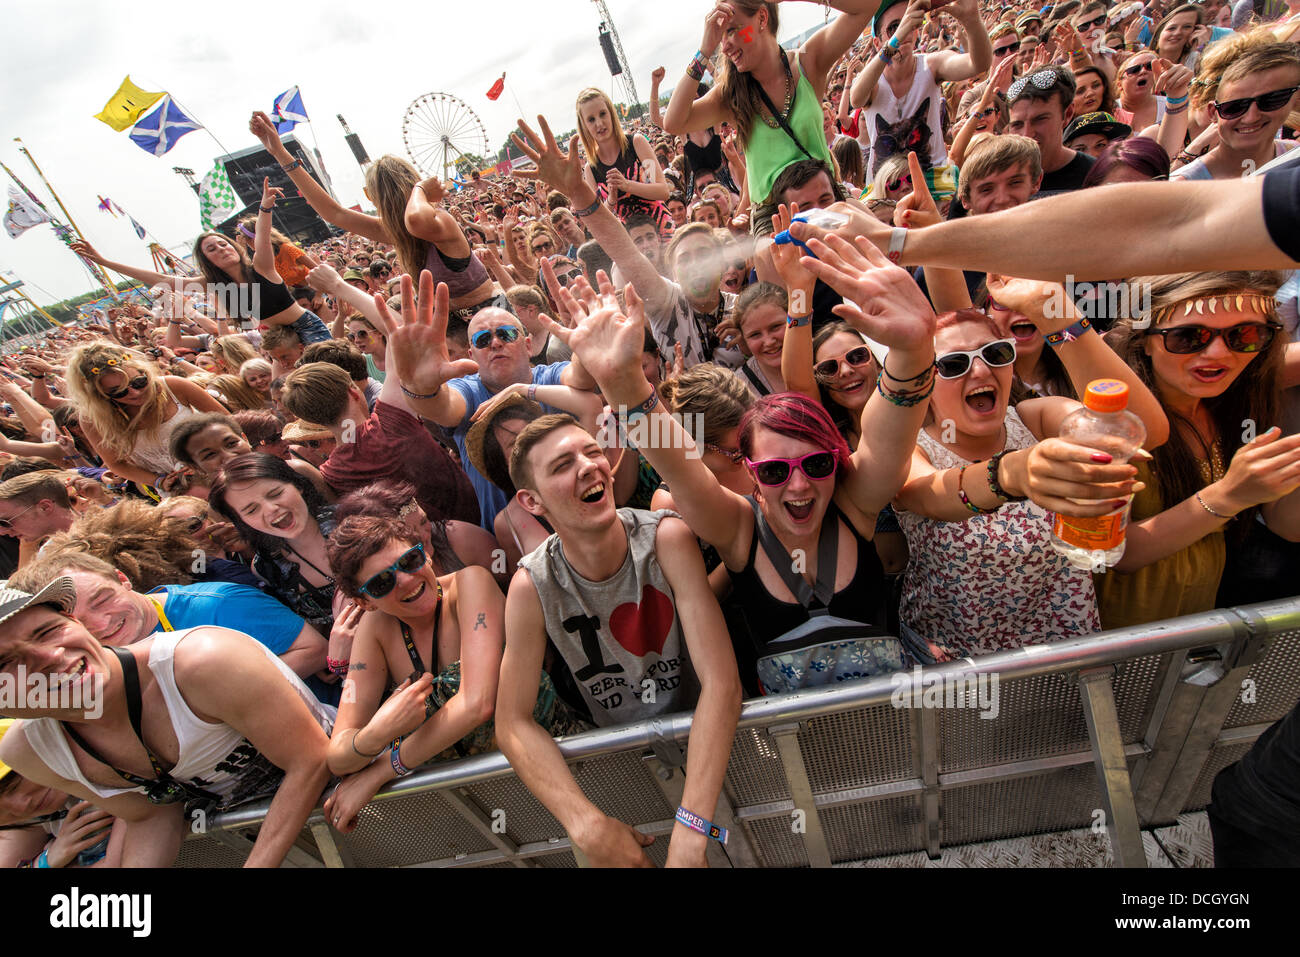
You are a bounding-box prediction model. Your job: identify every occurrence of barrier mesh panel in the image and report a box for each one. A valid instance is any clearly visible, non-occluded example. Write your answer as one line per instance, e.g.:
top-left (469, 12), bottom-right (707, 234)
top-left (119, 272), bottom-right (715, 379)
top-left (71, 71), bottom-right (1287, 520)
top-left (532, 850), bottom-right (580, 868)
top-left (570, 752), bottom-right (674, 824)
top-left (800, 705), bottom-right (914, 792)
top-left (1185, 741), bottom-right (1254, 811)
top-left (939, 673), bottom-right (1090, 772)
top-left (342, 790), bottom-right (495, 867)
top-left (940, 763), bottom-right (1119, 846)
top-left (462, 776), bottom-right (565, 846)
top-left (1111, 654), bottom-right (1165, 741)
top-left (745, 814), bottom-right (809, 867)
top-left (823, 795), bottom-right (923, 862)
top-left (1222, 629), bottom-right (1300, 728)
top-left (724, 726), bottom-right (790, 805)
top-left (177, 835), bottom-right (250, 868)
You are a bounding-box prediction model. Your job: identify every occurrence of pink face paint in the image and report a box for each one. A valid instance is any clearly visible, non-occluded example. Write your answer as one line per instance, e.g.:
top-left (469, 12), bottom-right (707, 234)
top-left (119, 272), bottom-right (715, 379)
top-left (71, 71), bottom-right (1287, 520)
top-left (740, 25), bottom-right (754, 43)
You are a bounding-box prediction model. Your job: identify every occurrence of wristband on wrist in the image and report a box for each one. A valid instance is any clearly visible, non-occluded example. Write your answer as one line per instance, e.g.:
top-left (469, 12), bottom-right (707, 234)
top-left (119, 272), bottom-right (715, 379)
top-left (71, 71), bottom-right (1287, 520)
top-left (888, 34), bottom-right (902, 49)
top-left (882, 358), bottom-right (935, 384)
top-left (1165, 93), bottom-right (1189, 106)
top-left (878, 45), bottom-right (896, 64)
top-left (1044, 316), bottom-right (1092, 347)
top-left (36, 849), bottom-right (50, 868)
top-left (573, 196), bottom-right (602, 218)
top-left (326, 655), bottom-right (349, 676)
top-left (876, 368), bottom-right (935, 406)
top-left (787, 313), bottom-right (811, 327)
top-left (280, 159), bottom-right (303, 173)
top-left (621, 389), bottom-right (661, 420)
top-left (400, 381), bottom-right (443, 401)
top-left (390, 737), bottom-right (413, 777)
top-left (259, 205), bottom-right (275, 213)
top-left (675, 805), bottom-right (728, 843)
top-left (527, 383), bottom-right (539, 402)
top-left (887, 226), bottom-right (907, 264)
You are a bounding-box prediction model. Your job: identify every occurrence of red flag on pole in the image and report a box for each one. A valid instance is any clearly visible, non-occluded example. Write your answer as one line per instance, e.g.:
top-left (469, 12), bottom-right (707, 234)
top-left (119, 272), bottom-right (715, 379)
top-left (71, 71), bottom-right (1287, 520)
top-left (486, 73), bottom-right (506, 101)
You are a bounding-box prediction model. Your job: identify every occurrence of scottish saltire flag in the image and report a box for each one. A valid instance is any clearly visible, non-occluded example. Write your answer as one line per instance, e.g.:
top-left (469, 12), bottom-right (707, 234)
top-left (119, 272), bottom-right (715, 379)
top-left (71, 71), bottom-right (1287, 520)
top-left (128, 96), bottom-right (202, 156)
top-left (271, 86), bottom-right (309, 134)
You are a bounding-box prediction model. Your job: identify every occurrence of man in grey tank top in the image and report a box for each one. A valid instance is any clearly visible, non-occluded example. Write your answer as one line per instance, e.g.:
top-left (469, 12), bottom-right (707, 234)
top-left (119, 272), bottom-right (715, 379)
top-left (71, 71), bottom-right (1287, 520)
top-left (496, 415), bottom-right (743, 867)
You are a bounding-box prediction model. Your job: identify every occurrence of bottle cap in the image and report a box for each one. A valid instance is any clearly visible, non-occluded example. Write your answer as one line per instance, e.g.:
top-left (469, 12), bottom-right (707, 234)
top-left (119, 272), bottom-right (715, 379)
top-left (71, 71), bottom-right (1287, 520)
top-left (1083, 378), bottom-right (1129, 413)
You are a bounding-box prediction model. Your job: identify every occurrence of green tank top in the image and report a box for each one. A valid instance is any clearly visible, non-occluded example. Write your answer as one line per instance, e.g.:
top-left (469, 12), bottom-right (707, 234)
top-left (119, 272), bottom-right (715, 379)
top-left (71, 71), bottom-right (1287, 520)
top-left (745, 54), bottom-right (835, 205)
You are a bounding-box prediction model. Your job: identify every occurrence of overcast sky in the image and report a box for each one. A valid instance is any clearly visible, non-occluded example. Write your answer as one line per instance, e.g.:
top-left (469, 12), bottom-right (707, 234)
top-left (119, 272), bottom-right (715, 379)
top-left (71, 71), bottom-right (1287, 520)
top-left (1, 0), bottom-right (835, 305)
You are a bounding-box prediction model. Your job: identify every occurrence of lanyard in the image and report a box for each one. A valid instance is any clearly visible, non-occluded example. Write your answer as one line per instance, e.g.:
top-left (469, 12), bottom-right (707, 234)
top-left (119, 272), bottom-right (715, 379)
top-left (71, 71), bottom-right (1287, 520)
top-left (149, 597), bottom-right (173, 632)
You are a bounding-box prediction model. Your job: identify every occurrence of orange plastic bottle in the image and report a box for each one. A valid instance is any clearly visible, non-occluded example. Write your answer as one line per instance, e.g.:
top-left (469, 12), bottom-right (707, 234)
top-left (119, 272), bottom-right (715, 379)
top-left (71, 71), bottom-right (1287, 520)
top-left (1050, 379), bottom-right (1147, 571)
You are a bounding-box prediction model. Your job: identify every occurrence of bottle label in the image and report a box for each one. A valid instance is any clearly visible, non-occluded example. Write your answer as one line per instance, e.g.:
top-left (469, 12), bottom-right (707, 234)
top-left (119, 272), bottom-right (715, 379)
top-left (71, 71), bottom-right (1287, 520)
top-left (1053, 510), bottom-right (1127, 551)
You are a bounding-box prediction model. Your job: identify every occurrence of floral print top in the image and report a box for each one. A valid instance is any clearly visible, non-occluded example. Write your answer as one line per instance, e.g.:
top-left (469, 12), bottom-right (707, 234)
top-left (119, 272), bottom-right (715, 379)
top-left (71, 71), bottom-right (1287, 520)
top-left (896, 407), bottom-right (1100, 658)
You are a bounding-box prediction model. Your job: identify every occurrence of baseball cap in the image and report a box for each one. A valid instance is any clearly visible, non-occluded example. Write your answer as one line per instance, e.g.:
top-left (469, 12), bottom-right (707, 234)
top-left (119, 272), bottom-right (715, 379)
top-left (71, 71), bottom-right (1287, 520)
top-left (0, 576), bottom-right (77, 632)
top-left (1064, 111), bottom-right (1133, 143)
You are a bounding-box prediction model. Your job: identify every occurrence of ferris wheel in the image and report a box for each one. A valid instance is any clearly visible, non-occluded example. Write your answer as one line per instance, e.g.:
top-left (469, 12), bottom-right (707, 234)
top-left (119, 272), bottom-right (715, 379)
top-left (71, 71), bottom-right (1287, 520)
top-left (401, 92), bottom-right (492, 182)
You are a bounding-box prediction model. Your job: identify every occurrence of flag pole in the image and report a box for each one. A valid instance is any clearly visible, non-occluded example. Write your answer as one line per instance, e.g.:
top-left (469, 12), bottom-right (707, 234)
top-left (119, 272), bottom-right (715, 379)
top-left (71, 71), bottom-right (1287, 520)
top-left (8, 143), bottom-right (130, 302)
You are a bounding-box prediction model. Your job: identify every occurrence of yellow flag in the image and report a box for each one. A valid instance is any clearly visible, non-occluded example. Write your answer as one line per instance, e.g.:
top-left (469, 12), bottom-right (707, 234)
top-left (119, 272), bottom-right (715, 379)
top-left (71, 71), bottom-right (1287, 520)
top-left (94, 76), bottom-right (165, 132)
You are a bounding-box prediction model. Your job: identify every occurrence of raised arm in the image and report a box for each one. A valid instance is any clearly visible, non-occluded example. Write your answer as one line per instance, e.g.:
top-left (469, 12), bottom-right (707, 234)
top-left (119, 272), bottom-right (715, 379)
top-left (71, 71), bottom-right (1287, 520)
top-left (405, 176), bottom-right (469, 251)
top-left (770, 206), bottom-right (821, 403)
top-left (69, 239), bottom-right (206, 297)
top-left (381, 272), bottom-right (474, 427)
top-left (249, 111), bottom-right (391, 243)
top-left (254, 178), bottom-right (285, 281)
top-left (511, 116), bottom-right (674, 314)
top-left (541, 278), bottom-right (755, 567)
top-left (927, 0), bottom-right (994, 82)
top-left (799, 4), bottom-right (875, 99)
top-left (649, 67), bottom-right (667, 128)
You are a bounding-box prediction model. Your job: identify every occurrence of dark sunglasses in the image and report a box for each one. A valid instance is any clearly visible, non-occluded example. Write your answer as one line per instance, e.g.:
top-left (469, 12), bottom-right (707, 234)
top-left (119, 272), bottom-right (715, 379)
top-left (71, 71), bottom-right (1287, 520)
top-left (704, 442), bottom-right (745, 464)
top-left (1076, 13), bottom-right (1106, 31)
top-left (975, 106), bottom-right (999, 119)
top-left (1145, 321), bottom-right (1281, 355)
top-left (995, 41), bottom-right (1021, 56)
top-left (1123, 60), bottom-right (1155, 77)
top-left (815, 345), bottom-right (874, 379)
top-left (886, 174), bottom-right (913, 193)
top-left (1214, 86), bottom-right (1299, 120)
top-left (104, 374), bottom-right (149, 399)
top-left (303, 439), bottom-right (329, 450)
top-left (746, 450), bottom-right (838, 487)
top-left (470, 326), bottom-right (521, 350)
top-left (358, 543), bottom-right (427, 599)
top-left (935, 339), bottom-right (1017, 378)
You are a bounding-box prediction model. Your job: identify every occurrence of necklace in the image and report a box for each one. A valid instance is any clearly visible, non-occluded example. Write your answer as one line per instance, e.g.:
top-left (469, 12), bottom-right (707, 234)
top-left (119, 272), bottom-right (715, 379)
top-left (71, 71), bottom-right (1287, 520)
top-left (761, 49), bottom-right (796, 129)
top-left (286, 542), bottom-right (334, 584)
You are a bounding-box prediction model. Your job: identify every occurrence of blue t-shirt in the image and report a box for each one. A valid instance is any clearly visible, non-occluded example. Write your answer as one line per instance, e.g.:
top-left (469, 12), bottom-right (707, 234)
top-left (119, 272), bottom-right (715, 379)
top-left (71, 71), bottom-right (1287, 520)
top-left (147, 581), bottom-right (306, 654)
top-left (447, 361), bottom-right (570, 529)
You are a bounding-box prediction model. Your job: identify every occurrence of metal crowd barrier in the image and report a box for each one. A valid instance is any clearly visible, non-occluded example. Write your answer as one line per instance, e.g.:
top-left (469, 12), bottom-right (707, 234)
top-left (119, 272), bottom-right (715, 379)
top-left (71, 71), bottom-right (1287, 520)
top-left (177, 597), bottom-right (1300, 868)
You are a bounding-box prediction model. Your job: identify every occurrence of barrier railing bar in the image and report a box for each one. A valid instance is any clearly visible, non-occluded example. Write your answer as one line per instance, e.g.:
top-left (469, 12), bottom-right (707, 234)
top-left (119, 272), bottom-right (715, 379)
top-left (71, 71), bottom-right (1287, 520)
top-left (1078, 667), bottom-right (1147, 867)
top-left (769, 722), bottom-right (832, 866)
top-left (643, 754), bottom-right (729, 868)
top-left (1215, 722), bottom-right (1272, 745)
top-left (200, 600), bottom-right (1300, 839)
top-left (308, 821), bottom-right (351, 869)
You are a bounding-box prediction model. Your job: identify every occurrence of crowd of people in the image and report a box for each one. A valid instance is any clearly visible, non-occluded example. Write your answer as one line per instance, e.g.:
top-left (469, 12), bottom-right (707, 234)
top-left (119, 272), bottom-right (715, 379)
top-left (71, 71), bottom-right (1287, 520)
top-left (2, 0), bottom-right (1300, 869)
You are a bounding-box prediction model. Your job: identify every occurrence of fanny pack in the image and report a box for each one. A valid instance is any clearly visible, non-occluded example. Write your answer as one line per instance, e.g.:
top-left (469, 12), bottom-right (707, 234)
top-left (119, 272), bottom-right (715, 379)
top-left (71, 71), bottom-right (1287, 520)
top-left (747, 499), bottom-right (906, 695)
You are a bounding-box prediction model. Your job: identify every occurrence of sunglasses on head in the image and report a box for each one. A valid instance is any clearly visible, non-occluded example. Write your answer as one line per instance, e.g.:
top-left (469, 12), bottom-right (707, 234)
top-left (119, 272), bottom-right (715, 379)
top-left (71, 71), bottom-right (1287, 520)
top-left (1077, 13), bottom-right (1106, 31)
top-left (995, 41), bottom-right (1021, 56)
top-left (746, 450), bottom-right (838, 487)
top-left (358, 543), bottom-right (427, 599)
top-left (470, 326), bottom-right (521, 350)
top-left (1008, 68), bottom-right (1064, 101)
top-left (935, 339), bottom-right (1017, 378)
top-left (814, 345), bottom-right (874, 379)
top-left (1145, 321), bottom-right (1281, 354)
top-left (104, 374), bottom-right (149, 399)
top-left (1123, 60), bottom-right (1155, 77)
top-left (1214, 86), bottom-right (1299, 120)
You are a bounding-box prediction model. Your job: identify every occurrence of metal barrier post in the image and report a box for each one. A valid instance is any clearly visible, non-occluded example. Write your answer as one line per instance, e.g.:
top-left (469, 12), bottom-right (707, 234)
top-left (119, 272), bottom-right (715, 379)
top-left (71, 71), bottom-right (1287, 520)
top-left (642, 754), bottom-right (759, 867)
top-left (440, 788), bottom-right (534, 868)
top-left (308, 820), bottom-right (355, 868)
top-left (914, 707), bottom-right (941, 859)
top-left (1078, 667), bottom-right (1146, 867)
top-left (768, 722), bottom-right (833, 867)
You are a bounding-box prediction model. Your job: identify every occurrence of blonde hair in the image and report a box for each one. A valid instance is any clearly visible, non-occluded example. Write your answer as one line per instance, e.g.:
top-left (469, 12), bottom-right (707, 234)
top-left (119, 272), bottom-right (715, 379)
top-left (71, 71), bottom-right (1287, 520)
top-left (240, 357), bottom-right (273, 383)
top-left (207, 374), bottom-right (265, 411)
top-left (576, 88), bottom-right (629, 164)
top-left (365, 155), bottom-right (426, 280)
top-left (65, 344), bottom-right (170, 461)
top-left (1190, 26), bottom-right (1300, 109)
top-left (959, 134), bottom-right (1043, 204)
top-left (659, 363), bottom-right (752, 444)
top-left (210, 334), bottom-right (259, 374)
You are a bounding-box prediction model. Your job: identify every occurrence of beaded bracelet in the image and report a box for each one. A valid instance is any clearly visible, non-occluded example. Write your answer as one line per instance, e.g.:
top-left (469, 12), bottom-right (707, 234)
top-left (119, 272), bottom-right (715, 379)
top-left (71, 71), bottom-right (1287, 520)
top-left (1195, 490), bottom-right (1231, 519)
top-left (986, 450), bottom-right (1026, 502)
top-left (326, 655), bottom-right (350, 677)
top-left (958, 463), bottom-right (999, 515)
